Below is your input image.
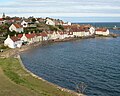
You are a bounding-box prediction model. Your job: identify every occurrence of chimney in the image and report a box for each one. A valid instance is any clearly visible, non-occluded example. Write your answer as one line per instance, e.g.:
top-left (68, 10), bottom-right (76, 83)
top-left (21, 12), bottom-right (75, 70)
top-left (7, 35), bottom-right (10, 38)
top-left (23, 33), bottom-right (26, 36)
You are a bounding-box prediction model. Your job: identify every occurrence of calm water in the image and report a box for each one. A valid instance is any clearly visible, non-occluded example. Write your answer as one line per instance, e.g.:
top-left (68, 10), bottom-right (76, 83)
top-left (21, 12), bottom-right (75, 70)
top-left (78, 22), bottom-right (120, 28)
top-left (21, 30), bottom-right (120, 96)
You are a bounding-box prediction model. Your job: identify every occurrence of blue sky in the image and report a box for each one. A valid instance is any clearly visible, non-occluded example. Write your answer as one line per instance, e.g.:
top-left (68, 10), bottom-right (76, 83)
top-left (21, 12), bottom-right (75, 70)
top-left (0, 0), bottom-right (120, 22)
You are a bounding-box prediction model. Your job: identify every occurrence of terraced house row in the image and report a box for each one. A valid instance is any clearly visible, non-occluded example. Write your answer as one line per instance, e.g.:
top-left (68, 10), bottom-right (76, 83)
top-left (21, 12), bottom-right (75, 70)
top-left (4, 25), bottom-right (109, 48)
top-left (1, 13), bottom-right (109, 48)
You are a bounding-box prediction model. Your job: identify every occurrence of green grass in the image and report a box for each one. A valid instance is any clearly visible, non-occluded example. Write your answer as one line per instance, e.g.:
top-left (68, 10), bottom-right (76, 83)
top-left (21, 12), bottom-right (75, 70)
top-left (0, 58), bottom-right (82, 96)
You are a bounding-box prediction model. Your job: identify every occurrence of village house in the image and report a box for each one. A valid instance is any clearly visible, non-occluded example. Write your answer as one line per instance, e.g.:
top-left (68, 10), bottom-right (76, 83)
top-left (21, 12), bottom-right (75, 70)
top-left (63, 22), bottom-right (72, 26)
top-left (27, 22), bottom-right (37, 28)
top-left (54, 19), bottom-right (64, 25)
top-left (13, 17), bottom-right (22, 23)
top-left (63, 25), bottom-right (71, 32)
top-left (47, 31), bottom-right (60, 40)
top-left (5, 19), bottom-right (15, 24)
top-left (18, 32), bottom-right (42, 44)
top-left (21, 20), bottom-right (28, 28)
top-left (41, 32), bottom-right (48, 41)
top-left (58, 31), bottom-right (65, 39)
top-left (19, 33), bottom-right (36, 44)
top-left (37, 18), bottom-right (45, 23)
top-left (95, 28), bottom-right (110, 36)
top-left (46, 18), bottom-right (55, 26)
top-left (63, 31), bottom-right (69, 38)
top-left (68, 31), bottom-right (74, 38)
top-left (4, 35), bottom-right (22, 48)
top-left (71, 24), bottom-right (95, 37)
top-left (47, 31), bottom-right (70, 40)
top-left (36, 33), bottom-right (42, 42)
top-left (0, 18), bottom-right (5, 25)
top-left (71, 25), bottom-right (84, 37)
top-left (72, 30), bottom-right (84, 37)
top-left (9, 23), bottom-right (23, 33)
top-left (89, 27), bottom-right (95, 35)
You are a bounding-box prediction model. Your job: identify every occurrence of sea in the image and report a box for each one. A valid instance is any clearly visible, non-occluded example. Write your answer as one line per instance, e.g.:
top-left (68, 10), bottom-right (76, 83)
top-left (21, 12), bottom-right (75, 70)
top-left (77, 22), bottom-right (120, 29)
top-left (21, 22), bottom-right (120, 96)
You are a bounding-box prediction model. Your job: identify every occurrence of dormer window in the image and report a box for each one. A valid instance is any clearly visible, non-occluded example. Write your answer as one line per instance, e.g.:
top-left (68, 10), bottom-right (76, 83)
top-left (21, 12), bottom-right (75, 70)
top-left (24, 23), bottom-right (26, 26)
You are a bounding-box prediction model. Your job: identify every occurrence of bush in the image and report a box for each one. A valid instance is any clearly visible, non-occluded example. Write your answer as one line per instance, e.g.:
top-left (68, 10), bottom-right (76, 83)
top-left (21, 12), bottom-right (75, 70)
top-left (57, 25), bottom-right (64, 31)
top-left (0, 45), bottom-right (8, 49)
top-left (49, 25), bottom-right (58, 31)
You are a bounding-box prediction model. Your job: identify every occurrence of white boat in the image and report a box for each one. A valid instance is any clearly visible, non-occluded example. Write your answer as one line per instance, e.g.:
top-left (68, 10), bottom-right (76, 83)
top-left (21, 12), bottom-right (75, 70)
top-left (113, 25), bottom-right (117, 29)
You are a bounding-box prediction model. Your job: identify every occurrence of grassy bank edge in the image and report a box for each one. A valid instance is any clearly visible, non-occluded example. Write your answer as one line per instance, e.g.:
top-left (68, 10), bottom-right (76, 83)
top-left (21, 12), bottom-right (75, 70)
top-left (0, 57), bottom-right (84, 96)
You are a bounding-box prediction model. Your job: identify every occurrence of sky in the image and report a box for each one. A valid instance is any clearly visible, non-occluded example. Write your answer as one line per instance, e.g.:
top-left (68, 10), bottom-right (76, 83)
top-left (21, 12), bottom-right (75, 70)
top-left (0, 0), bottom-right (120, 22)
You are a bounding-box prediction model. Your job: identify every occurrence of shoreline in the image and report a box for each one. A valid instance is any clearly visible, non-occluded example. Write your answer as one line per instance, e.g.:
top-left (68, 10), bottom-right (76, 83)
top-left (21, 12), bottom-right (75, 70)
top-left (17, 55), bottom-right (84, 96)
top-left (0, 34), bottom-right (119, 58)
top-left (0, 34), bottom-right (119, 95)
top-left (0, 38), bottom-right (87, 96)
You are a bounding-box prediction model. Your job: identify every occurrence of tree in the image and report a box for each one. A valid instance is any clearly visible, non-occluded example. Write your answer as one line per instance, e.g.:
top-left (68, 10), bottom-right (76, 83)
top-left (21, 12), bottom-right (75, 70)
top-left (32, 18), bottom-right (36, 23)
top-left (57, 25), bottom-right (64, 31)
top-left (49, 25), bottom-right (58, 31)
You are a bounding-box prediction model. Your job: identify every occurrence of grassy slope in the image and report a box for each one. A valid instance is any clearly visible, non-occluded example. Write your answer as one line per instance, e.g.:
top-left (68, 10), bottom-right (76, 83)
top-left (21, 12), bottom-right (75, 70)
top-left (0, 58), bottom-right (79, 96)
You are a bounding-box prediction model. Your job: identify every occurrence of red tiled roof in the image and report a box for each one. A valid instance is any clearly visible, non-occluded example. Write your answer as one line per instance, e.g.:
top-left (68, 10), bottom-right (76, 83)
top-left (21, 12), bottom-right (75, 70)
top-left (41, 32), bottom-right (47, 37)
top-left (47, 31), bottom-right (53, 34)
top-left (13, 18), bottom-right (21, 21)
top-left (11, 36), bottom-right (20, 42)
top-left (58, 31), bottom-right (64, 35)
top-left (36, 33), bottom-right (42, 36)
top-left (18, 34), bottom-right (23, 38)
top-left (70, 25), bottom-right (90, 32)
top-left (13, 24), bottom-right (22, 28)
top-left (96, 28), bottom-right (107, 32)
top-left (25, 33), bottom-right (36, 39)
top-left (0, 18), bottom-right (4, 21)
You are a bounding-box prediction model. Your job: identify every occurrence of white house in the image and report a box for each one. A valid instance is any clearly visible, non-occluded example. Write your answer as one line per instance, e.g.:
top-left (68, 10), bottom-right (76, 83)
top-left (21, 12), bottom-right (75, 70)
top-left (41, 32), bottom-right (48, 41)
top-left (0, 18), bottom-right (5, 25)
top-left (20, 33), bottom-right (36, 44)
top-left (58, 31), bottom-right (65, 39)
top-left (71, 25), bottom-right (93, 37)
top-left (36, 33), bottom-right (42, 42)
top-left (63, 22), bottom-right (71, 26)
top-left (9, 24), bottom-right (23, 33)
top-left (21, 20), bottom-right (28, 28)
top-left (4, 35), bottom-right (22, 48)
top-left (72, 27), bottom-right (85, 37)
top-left (73, 31), bottom-right (85, 37)
top-left (20, 34), bottom-right (27, 42)
top-left (63, 32), bottom-right (69, 38)
top-left (68, 31), bottom-right (74, 38)
top-left (46, 18), bottom-right (55, 26)
top-left (18, 33), bottom-right (42, 43)
top-left (49, 31), bottom-right (60, 40)
top-left (89, 27), bottom-right (95, 35)
top-left (95, 28), bottom-right (110, 36)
